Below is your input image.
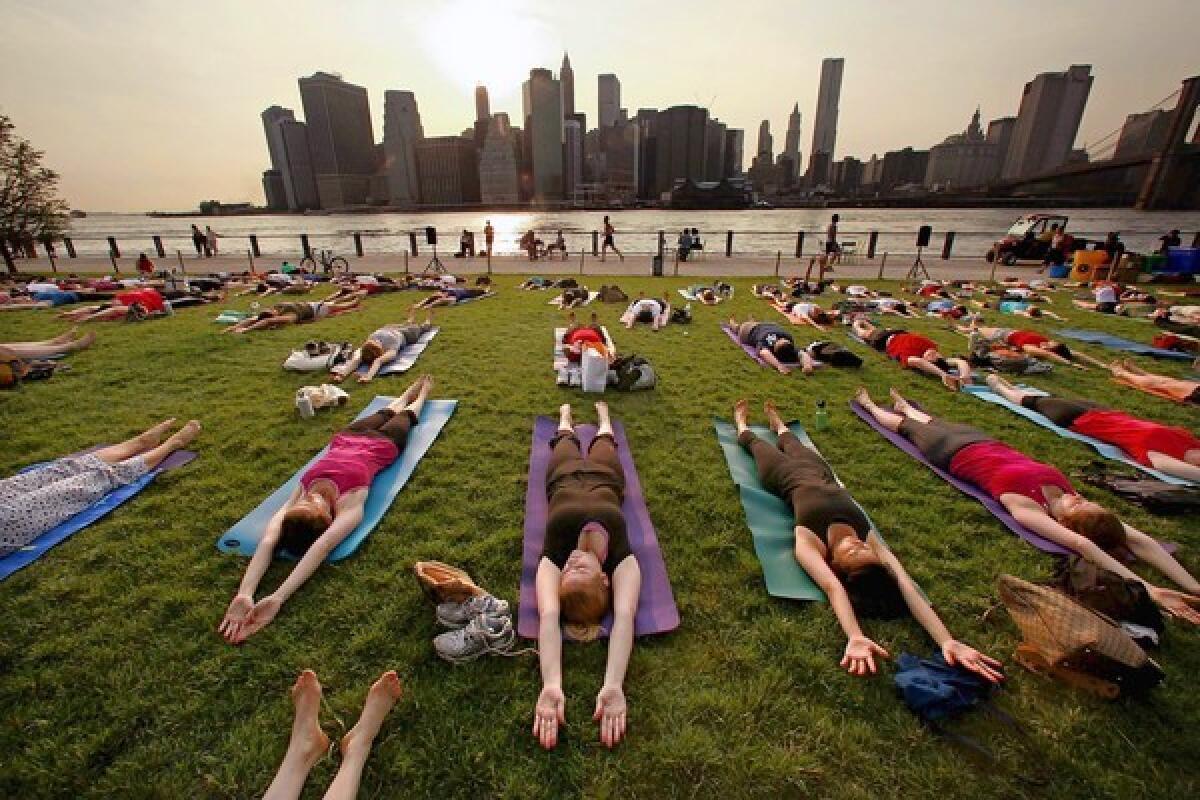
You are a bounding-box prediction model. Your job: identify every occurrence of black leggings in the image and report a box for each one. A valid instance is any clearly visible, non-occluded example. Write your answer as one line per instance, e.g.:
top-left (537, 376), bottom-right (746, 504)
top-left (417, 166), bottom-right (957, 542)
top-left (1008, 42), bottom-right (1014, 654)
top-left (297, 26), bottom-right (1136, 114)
top-left (898, 417), bottom-right (993, 470)
top-left (345, 408), bottom-right (417, 451)
top-left (1020, 395), bottom-right (1101, 428)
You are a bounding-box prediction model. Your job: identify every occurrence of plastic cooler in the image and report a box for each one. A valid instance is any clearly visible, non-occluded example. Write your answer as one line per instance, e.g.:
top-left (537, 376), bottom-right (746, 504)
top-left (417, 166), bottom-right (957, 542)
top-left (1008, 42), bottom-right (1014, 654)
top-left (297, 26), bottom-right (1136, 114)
top-left (1047, 264), bottom-right (1071, 279)
top-left (1070, 249), bottom-right (1108, 282)
top-left (1163, 247), bottom-right (1200, 275)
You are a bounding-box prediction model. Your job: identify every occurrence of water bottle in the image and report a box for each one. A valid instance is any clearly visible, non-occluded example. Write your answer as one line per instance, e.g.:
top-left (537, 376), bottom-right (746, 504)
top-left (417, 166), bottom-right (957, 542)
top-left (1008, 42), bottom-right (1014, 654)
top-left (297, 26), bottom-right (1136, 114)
top-left (814, 399), bottom-right (830, 432)
top-left (684, 302), bottom-right (692, 313)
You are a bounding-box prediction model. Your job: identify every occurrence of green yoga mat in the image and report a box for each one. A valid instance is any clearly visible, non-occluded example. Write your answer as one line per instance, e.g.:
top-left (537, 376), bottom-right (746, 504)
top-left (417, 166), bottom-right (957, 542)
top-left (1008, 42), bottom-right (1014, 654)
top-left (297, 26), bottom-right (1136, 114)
top-left (714, 418), bottom-right (913, 603)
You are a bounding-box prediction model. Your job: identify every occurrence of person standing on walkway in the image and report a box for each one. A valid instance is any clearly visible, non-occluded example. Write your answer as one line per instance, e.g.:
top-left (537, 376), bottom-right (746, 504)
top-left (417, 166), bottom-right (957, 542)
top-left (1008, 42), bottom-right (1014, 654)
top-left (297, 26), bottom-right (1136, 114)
top-left (191, 224), bottom-right (206, 257)
top-left (825, 214), bottom-right (841, 265)
top-left (206, 225), bottom-right (219, 257)
top-left (601, 215), bottom-right (623, 262)
top-left (484, 220), bottom-right (495, 256)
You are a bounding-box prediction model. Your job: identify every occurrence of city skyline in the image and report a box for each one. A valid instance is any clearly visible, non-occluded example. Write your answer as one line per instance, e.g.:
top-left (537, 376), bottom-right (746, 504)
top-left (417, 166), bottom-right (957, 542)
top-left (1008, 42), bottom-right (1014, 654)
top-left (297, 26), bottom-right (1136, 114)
top-left (2, 0), bottom-right (1198, 210)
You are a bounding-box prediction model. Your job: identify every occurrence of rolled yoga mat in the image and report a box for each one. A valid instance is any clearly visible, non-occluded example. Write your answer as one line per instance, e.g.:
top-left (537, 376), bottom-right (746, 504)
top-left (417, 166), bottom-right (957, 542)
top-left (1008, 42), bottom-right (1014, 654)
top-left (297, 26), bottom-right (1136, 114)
top-left (517, 416), bottom-right (680, 640)
top-left (217, 396), bottom-right (456, 562)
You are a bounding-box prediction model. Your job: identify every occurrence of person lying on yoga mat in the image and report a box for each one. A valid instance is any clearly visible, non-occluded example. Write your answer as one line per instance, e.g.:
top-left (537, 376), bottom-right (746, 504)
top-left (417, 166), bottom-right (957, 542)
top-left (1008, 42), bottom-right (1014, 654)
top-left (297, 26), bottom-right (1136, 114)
top-left (775, 299), bottom-right (836, 330)
top-left (729, 314), bottom-right (813, 375)
top-left (533, 401), bottom-right (642, 750)
top-left (330, 313), bottom-right (435, 384)
top-left (733, 399), bottom-right (1004, 681)
top-left (223, 298), bottom-right (361, 334)
top-left (856, 387), bottom-right (1200, 624)
top-left (411, 287), bottom-right (492, 309)
top-left (984, 375), bottom-right (1200, 482)
top-left (0, 327), bottom-right (96, 359)
top-left (218, 376), bottom-right (434, 644)
top-left (262, 669), bottom-right (403, 800)
top-left (956, 324), bottom-right (1107, 370)
top-left (554, 286), bottom-right (591, 309)
top-left (1110, 359), bottom-right (1199, 405)
top-left (561, 311), bottom-right (613, 364)
top-left (686, 283), bottom-right (731, 305)
top-left (57, 288), bottom-right (174, 322)
top-left (0, 419), bottom-right (200, 556)
top-left (852, 318), bottom-right (969, 391)
top-left (623, 293), bottom-right (670, 330)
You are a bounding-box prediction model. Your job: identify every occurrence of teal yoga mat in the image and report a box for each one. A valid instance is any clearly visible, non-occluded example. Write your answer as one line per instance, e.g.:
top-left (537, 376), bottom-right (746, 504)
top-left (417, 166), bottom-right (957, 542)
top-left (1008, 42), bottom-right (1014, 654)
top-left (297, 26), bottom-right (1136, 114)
top-left (962, 385), bottom-right (1195, 486)
top-left (714, 418), bottom-right (884, 602)
top-left (217, 396), bottom-right (456, 561)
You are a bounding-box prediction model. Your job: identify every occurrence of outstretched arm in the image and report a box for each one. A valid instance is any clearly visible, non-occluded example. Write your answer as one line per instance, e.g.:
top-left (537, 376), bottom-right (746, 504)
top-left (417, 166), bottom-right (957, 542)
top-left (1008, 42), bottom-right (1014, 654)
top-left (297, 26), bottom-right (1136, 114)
top-left (871, 536), bottom-right (1003, 682)
top-left (533, 558), bottom-right (566, 749)
top-left (219, 487), bottom-right (298, 643)
top-left (358, 349), bottom-right (398, 383)
top-left (1123, 525), bottom-right (1200, 594)
top-left (907, 356), bottom-right (960, 390)
top-left (1026, 344), bottom-right (1084, 369)
top-left (759, 348), bottom-right (792, 375)
top-left (596, 557), bottom-right (641, 748)
top-left (793, 529), bottom-right (888, 676)
top-left (331, 351), bottom-right (363, 382)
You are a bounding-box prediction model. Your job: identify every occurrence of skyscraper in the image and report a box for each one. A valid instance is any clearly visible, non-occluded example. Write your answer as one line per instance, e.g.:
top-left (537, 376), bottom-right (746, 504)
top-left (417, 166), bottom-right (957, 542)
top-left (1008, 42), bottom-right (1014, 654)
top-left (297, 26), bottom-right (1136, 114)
top-left (415, 136), bottom-right (480, 206)
top-left (474, 85), bottom-right (490, 122)
top-left (298, 72), bottom-right (376, 207)
top-left (563, 119), bottom-right (583, 200)
top-left (1001, 65), bottom-right (1093, 180)
top-left (723, 129), bottom-right (744, 177)
top-left (705, 118), bottom-right (727, 181)
top-left (598, 74), bottom-right (621, 128)
top-left (383, 90), bottom-right (424, 206)
top-left (808, 58), bottom-right (844, 179)
top-left (276, 119), bottom-right (319, 210)
top-left (261, 106), bottom-right (295, 209)
top-left (479, 113), bottom-right (520, 204)
top-left (784, 103), bottom-right (803, 166)
top-left (561, 53), bottom-right (575, 117)
top-left (757, 120), bottom-right (773, 160)
top-left (653, 105), bottom-right (709, 197)
top-left (523, 67), bottom-right (564, 203)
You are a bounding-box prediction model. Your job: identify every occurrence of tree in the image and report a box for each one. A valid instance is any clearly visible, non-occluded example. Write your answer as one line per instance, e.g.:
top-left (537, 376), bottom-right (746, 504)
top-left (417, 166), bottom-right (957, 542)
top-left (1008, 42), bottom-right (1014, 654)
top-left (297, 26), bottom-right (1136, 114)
top-left (0, 114), bottom-right (69, 273)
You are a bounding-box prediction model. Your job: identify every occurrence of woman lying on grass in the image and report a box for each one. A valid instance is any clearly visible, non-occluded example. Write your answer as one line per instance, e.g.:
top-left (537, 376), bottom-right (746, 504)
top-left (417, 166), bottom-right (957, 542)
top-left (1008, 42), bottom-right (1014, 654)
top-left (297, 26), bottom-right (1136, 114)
top-left (218, 376), bottom-right (433, 644)
top-left (222, 298), bottom-right (361, 334)
top-left (856, 387), bottom-right (1200, 624)
top-left (0, 419), bottom-right (200, 556)
top-left (852, 318), bottom-right (969, 391)
top-left (733, 399), bottom-right (1003, 681)
top-left (728, 313), bottom-right (814, 375)
top-left (331, 312), bottom-right (434, 384)
top-left (411, 287), bottom-right (493, 309)
top-left (955, 324), bottom-right (1108, 370)
top-left (0, 326), bottom-right (95, 359)
top-left (534, 401), bottom-right (642, 750)
top-left (984, 374), bottom-right (1200, 483)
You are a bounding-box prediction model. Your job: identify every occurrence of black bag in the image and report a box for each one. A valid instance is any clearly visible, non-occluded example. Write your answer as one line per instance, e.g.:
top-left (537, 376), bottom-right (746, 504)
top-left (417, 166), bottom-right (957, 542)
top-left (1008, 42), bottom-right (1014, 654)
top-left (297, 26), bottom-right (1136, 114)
top-left (598, 285), bottom-right (628, 303)
top-left (611, 354), bottom-right (657, 391)
top-left (1074, 462), bottom-right (1200, 513)
top-left (670, 306), bottom-right (692, 324)
top-left (1051, 556), bottom-right (1165, 634)
top-left (806, 341), bottom-right (861, 368)
top-left (554, 278), bottom-right (579, 288)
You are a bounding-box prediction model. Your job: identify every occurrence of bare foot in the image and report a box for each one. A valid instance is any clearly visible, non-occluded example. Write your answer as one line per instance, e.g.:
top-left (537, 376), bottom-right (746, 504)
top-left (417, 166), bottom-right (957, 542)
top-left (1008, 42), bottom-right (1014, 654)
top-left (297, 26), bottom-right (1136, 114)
top-left (732, 398), bottom-right (749, 429)
top-left (167, 420), bottom-right (202, 449)
top-left (137, 419), bottom-right (178, 449)
top-left (289, 670), bottom-right (331, 767)
top-left (594, 400), bottom-right (610, 420)
top-left (853, 386), bottom-right (874, 408)
top-left (984, 373), bottom-right (1004, 391)
top-left (52, 326), bottom-right (80, 343)
top-left (764, 401), bottom-right (785, 432)
top-left (559, 403), bottom-right (574, 430)
top-left (72, 331), bottom-right (98, 350)
top-left (889, 387), bottom-right (914, 413)
top-left (942, 374), bottom-right (962, 391)
top-left (341, 671), bottom-right (403, 760)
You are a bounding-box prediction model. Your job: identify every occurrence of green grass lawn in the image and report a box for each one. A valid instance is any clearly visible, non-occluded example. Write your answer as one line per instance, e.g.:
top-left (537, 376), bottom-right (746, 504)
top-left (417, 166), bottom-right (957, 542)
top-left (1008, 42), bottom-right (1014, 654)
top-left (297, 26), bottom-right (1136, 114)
top-left (1, 275), bottom-right (1197, 799)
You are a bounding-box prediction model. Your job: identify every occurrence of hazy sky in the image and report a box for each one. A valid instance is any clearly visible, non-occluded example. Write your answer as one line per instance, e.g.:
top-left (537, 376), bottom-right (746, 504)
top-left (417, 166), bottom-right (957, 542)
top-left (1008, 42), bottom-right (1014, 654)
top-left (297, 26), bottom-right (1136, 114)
top-left (2, 0), bottom-right (1197, 211)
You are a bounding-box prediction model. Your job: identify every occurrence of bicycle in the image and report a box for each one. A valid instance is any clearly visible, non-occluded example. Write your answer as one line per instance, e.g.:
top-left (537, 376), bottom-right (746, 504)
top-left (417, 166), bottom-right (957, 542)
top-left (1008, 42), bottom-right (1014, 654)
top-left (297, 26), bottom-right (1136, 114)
top-left (299, 248), bottom-right (350, 276)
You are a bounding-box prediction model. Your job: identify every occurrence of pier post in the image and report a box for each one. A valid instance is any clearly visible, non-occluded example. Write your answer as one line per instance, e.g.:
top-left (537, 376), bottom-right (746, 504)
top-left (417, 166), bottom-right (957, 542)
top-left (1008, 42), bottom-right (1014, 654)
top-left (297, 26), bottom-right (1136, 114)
top-left (408, 231), bottom-right (419, 257)
top-left (877, 252), bottom-right (888, 280)
top-left (725, 230), bottom-right (733, 257)
top-left (795, 231), bottom-right (804, 258)
top-left (44, 241), bottom-right (57, 273)
top-left (152, 235), bottom-right (165, 258)
top-left (941, 231), bottom-right (956, 260)
top-left (249, 235), bottom-right (261, 258)
top-left (353, 232), bottom-right (364, 257)
top-left (107, 236), bottom-right (120, 258)
top-left (63, 237), bottom-right (77, 258)
top-left (775, 250), bottom-right (781, 276)
top-left (866, 231), bottom-right (878, 259)
top-left (592, 230), bottom-right (599, 256)
top-left (300, 234), bottom-right (311, 258)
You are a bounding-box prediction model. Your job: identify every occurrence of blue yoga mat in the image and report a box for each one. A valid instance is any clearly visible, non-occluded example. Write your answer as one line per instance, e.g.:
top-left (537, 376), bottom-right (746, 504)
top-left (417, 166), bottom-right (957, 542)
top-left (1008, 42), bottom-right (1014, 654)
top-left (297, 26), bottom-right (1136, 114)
top-left (1056, 329), bottom-right (1192, 361)
top-left (0, 449), bottom-right (197, 582)
top-left (217, 396), bottom-right (456, 562)
top-left (963, 385), bottom-right (1195, 487)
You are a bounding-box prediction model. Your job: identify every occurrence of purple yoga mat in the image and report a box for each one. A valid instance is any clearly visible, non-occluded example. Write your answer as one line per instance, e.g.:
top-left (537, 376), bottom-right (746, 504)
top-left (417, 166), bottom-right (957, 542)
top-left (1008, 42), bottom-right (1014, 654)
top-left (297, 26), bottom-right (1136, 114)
top-left (721, 324), bottom-right (803, 367)
top-left (517, 416), bottom-right (680, 640)
top-left (849, 401), bottom-right (1176, 556)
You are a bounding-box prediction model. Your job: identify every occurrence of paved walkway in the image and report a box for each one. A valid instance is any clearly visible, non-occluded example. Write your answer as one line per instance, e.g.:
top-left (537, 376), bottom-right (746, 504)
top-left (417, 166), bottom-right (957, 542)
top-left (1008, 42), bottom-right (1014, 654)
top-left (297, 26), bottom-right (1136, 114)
top-left (8, 251), bottom-right (1024, 282)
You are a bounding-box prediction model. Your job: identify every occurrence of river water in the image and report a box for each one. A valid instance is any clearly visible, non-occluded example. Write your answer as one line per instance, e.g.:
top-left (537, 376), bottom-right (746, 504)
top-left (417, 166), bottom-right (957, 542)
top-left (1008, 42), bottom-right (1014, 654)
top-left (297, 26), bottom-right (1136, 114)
top-left (65, 208), bottom-right (1200, 259)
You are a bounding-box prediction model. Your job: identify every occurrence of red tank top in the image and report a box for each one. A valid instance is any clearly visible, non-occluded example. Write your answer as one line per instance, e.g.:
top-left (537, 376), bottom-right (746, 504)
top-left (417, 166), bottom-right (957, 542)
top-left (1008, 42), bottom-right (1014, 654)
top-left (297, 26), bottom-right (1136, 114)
top-left (886, 333), bottom-right (936, 365)
top-left (116, 288), bottom-right (165, 312)
top-left (1071, 410), bottom-right (1200, 466)
top-left (1006, 330), bottom-right (1049, 348)
top-left (564, 327), bottom-right (604, 362)
top-left (300, 433), bottom-right (399, 495)
top-left (949, 441), bottom-right (1075, 508)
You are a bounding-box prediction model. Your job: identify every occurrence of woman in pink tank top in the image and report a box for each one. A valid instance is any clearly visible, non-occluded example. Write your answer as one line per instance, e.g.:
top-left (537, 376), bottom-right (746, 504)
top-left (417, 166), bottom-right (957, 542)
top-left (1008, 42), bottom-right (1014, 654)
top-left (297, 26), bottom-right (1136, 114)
top-left (218, 375), bottom-right (435, 644)
top-left (857, 387), bottom-right (1200, 625)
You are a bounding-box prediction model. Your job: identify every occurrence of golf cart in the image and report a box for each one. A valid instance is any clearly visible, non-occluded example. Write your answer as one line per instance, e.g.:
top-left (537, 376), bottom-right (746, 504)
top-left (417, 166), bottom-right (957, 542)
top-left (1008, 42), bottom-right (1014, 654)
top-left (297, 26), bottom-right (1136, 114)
top-left (985, 214), bottom-right (1086, 265)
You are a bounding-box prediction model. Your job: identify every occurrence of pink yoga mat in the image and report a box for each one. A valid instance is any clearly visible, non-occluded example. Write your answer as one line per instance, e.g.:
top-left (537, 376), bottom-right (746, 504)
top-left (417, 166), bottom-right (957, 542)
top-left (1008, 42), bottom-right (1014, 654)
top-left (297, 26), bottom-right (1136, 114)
top-left (517, 416), bottom-right (680, 640)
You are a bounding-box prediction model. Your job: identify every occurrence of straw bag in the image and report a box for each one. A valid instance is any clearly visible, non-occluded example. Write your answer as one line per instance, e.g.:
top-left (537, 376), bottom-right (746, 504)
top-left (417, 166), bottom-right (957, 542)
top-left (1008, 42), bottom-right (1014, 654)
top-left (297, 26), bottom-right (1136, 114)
top-left (413, 561), bottom-right (484, 604)
top-left (996, 575), bottom-right (1163, 699)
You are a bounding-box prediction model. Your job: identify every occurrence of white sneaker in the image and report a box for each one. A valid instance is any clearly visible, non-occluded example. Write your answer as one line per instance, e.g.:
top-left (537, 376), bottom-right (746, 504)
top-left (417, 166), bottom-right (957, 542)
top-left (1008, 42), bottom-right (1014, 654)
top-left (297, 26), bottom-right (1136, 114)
top-left (435, 594), bottom-right (510, 629)
top-left (433, 613), bottom-right (516, 664)
top-left (295, 388), bottom-right (315, 418)
top-left (557, 367), bottom-right (570, 386)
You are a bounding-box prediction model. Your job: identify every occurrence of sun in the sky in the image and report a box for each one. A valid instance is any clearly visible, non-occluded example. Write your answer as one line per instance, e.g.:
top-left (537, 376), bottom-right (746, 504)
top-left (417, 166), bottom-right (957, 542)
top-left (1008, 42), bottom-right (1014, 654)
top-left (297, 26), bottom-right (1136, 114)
top-left (419, 0), bottom-right (560, 105)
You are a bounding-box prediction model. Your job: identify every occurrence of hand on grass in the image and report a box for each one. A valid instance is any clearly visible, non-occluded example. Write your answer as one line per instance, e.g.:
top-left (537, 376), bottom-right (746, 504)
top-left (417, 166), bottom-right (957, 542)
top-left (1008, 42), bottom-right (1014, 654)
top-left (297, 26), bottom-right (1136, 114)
top-left (593, 685), bottom-right (627, 748)
top-left (840, 635), bottom-right (889, 676)
top-left (941, 639), bottom-right (1005, 683)
top-left (330, 371), bottom-right (346, 383)
top-left (356, 373), bottom-right (372, 384)
top-left (235, 595), bottom-right (283, 643)
top-left (777, 365), bottom-right (792, 376)
top-left (1149, 587), bottom-right (1200, 625)
top-left (533, 686), bottom-right (566, 750)
top-left (218, 593), bottom-right (254, 644)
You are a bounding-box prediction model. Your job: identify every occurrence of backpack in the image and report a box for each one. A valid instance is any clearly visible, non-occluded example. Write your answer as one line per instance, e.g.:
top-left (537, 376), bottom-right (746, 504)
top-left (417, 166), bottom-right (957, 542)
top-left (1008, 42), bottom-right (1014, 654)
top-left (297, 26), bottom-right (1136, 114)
top-left (598, 285), bottom-right (628, 303)
top-left (1074, 461), bottom-right (1200, 513)
top-left (670, 306), bottom-right (692, 325)
top-left (611, 354), bottom-right (657, 391)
